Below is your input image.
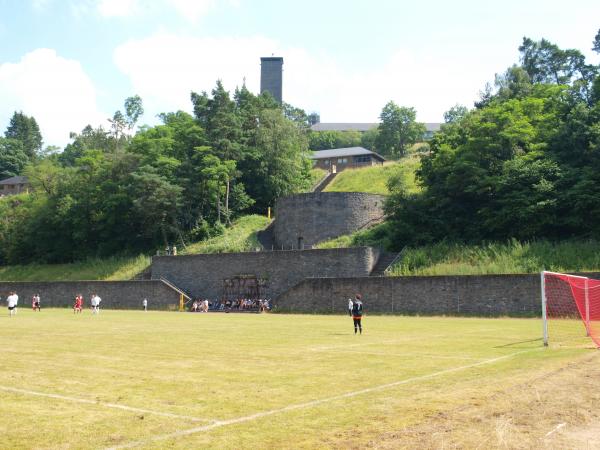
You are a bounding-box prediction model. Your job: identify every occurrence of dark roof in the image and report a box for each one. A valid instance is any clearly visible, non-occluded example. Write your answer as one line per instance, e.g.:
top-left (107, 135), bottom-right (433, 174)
top-left (310, 147), bottom-right (385, 161)
top-left (310, 122), bottom-right (442, 132)
top-left (0, 176), bottom-right (28, 185)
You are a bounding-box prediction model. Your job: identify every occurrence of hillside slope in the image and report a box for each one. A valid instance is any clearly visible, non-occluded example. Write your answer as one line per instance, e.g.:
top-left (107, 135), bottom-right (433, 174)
top-left (0, 215), bottom-right (271, 282)
top-left (323, 154), bottom-right (421, 195)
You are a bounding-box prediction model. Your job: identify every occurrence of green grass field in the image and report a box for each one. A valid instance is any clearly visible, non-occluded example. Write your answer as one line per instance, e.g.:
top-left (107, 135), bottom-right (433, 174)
top-left (1, 309), bottom-right (597, 449)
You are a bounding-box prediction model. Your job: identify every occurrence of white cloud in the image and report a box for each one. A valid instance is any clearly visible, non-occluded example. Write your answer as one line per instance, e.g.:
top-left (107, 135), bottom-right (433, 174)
top-left (113, 33), bottom-right (500, 125)
top-left (114, 33), bottom-right (278, 115)
top-left (166, 0), bottom-right (215, 22)
top-left (0, 49), bottom-right (107, 147)
top-left (86, 0), bottom-right (228, 21)
top-left (97, 0), bottom-right (139, 17)
top-left (31, 0), bottom-right (51, 12)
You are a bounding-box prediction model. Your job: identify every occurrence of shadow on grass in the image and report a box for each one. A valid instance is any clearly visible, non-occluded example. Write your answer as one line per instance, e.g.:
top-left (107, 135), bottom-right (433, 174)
top-left (494, 338), bottom-right (543, 348)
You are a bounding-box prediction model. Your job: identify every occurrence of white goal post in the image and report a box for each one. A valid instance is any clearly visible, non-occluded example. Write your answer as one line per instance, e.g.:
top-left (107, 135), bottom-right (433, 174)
top-left (541, 271), bottom-right (599, 348)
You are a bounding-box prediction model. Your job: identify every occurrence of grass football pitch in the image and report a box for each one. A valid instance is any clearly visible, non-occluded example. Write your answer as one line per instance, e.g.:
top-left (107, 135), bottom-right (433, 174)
top-left (1, 309), bottom-right (598, 449)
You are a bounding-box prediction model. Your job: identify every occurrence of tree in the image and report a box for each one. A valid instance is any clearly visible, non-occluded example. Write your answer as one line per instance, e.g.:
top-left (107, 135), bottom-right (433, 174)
top-left (0, 138), bottom-right (28, 178)
top-left (308, 130), bottom-right (361, 150)
top-left (593, 28), bottom-right (600, 54)
top-left (307, 112), bottom-right (320, 126)
top-left (5, 111), bottom-right (43, 160)
top-left (240, 108), bottom-right (311, 210)
top-left (443, 104), bottom-right (469, 124)
top-left (375, 102), bottom-right (426, 159)
top-left (124, 95), bottom-right (144, 129)
top-left (518, 37), bottom-right (592, 86)
top-left (60, 125), bottom-right (114, 166)
top-left (360, 128), bottom-right (379, 151)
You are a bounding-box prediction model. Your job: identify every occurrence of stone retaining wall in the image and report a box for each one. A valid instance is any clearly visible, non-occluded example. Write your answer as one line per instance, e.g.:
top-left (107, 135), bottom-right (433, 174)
top-left (273, 192), bottom-right (385, 249)
top-left (276, 274), bottom-right (552, 316)
top-left (0, 280), bottom-right (183, 310)
top-left (151, 247), bottom-right (380, 300)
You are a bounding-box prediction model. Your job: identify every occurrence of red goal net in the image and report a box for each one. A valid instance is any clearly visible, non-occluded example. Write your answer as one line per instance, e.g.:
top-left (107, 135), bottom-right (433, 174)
top-left (542, 271), bottom-right (600, 348)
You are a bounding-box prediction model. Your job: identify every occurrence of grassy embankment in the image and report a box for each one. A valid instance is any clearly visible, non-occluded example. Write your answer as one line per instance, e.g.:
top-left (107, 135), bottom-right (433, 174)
top-left (319, 235), bottom-right (600, 276)
top-left (388, 239), bottom-right (600, 276)
top-left (0, 214), bottom-right (270, 282)
top-left (323, 153), bottom-right (422, 195)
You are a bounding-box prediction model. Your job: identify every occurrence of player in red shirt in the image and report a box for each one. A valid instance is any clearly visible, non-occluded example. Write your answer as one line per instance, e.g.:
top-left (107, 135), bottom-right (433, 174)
top-left (73, 295), bottom-right (83, 314)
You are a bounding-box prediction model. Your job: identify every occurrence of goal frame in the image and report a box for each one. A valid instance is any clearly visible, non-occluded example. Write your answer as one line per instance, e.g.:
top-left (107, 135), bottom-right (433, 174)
top-left (541, 270), bottom-right (591, 347)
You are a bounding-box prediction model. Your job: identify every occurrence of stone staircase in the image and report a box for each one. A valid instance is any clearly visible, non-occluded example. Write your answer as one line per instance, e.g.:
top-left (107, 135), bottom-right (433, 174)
top-left (313, 172), bottom-right (337, 192)
top-left (370, 252), bottom-right (401, 277)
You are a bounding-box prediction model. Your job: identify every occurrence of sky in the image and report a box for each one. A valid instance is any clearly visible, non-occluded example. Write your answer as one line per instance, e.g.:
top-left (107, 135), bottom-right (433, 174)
top-left (0, 0), bottom-right (599, 148)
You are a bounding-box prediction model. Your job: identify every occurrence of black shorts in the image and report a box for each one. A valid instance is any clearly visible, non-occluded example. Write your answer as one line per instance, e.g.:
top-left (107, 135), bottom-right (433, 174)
top-left (34, 302), bottom-right (40, 307)
top-left (8, 306), bottom-right (15, 310)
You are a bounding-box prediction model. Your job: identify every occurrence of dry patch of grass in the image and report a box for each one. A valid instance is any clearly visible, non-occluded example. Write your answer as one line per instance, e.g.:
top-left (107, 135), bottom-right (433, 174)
top-left (358, 352), bottom-right (600, 449)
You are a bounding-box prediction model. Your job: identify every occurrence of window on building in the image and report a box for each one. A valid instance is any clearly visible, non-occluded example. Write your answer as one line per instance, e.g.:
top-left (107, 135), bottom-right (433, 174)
top-left (354, 155), bottom-right (371, 163)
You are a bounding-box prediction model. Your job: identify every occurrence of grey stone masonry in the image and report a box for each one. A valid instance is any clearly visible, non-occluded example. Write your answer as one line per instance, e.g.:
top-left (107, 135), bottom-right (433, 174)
top-left (0, 280), bottom-right (184, 310)
top-left (260, 57), bottom-right (283, 104)
top-left (151, 247), bottom-right (381, 300)
top-left (275, 274), bottom-right (557, 316)
top-left (273, 192), bottom-right (385, 249)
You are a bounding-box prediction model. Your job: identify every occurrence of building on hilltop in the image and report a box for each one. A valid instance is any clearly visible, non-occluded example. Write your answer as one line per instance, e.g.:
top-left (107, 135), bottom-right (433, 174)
top-left (260, 56), bottom-right (283, 104)
top-left (310, 147), bottom-right (385, 172)
top-left (0, 176), bottom-right (29, 197)
top-left (310, 122), bottom-right (442, 140)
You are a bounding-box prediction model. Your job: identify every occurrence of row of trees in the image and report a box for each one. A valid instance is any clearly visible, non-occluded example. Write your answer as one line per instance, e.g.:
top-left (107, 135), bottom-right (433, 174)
top-left (308, 103), bottom-right (427, 160)
top-left (385, 31), bottom-right (600, 248)
top-left (0, 83), bottom-right (312, 263)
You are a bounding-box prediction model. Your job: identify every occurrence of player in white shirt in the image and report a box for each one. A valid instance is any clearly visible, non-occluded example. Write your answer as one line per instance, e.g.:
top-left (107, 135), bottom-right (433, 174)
top-left (7, 291), bottom-right (18, 316)
top-left (142, 298), bottom-right (148, 312)
top-left (90, 293), bottom-right (101, 314)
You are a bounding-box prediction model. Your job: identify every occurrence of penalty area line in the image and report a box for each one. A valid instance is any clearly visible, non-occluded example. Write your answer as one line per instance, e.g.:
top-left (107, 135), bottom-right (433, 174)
top-left (0, 386), bottom-right (214, 423)
top-left (107, 348), bottom-right (540, 450)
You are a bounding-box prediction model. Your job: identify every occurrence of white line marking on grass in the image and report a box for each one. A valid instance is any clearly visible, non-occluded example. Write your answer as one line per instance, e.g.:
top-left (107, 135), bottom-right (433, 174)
top-left (340, 349), bottom-right (482, 360)
top-left (107, 349), bottom-right (539, 450)
top-left (545, 422), bottom-right (566, 437)
top-left (309, 335), bottom-right (448, 352)
top-left (0, 386), bottom-right (214, 423)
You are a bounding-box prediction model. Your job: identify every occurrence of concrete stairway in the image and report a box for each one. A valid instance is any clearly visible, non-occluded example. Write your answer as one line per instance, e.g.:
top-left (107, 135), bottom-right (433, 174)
top-left (313, 172), bottom-right (337, 192)
top-left (370, 252), bottom-right (400, 277)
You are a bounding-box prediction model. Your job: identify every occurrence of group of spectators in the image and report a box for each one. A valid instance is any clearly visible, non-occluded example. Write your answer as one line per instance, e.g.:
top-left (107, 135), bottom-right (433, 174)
top-left (190, 298), bottom-right (271, 313)
top-left (191, 299), bottom-right (209, 312)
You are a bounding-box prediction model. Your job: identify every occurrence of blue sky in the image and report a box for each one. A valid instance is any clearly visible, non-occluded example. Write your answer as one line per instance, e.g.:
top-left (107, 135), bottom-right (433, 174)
top-left (0, 0), bottom-right (599, 147)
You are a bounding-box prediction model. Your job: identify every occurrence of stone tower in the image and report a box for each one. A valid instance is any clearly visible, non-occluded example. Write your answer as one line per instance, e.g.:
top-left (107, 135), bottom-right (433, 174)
top-left (260, 57), bottom-right (283, 104)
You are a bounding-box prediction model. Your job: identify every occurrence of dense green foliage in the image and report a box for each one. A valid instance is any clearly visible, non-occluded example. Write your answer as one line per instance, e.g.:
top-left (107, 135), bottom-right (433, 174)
top-left (385, 34), bottom-right (600, 249)
top-left (0, 112), bottom-right (42, 177)
top-left (0, 85), bottom-right (311, 264)
top-left (4, 111), bottom-right (42, 160)
top-left (376, 102), bottom-right (426, 159)
top-left (388, 240), bottom-right (600, 276)
top-left (308, 130), bottom-right (362, 150)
